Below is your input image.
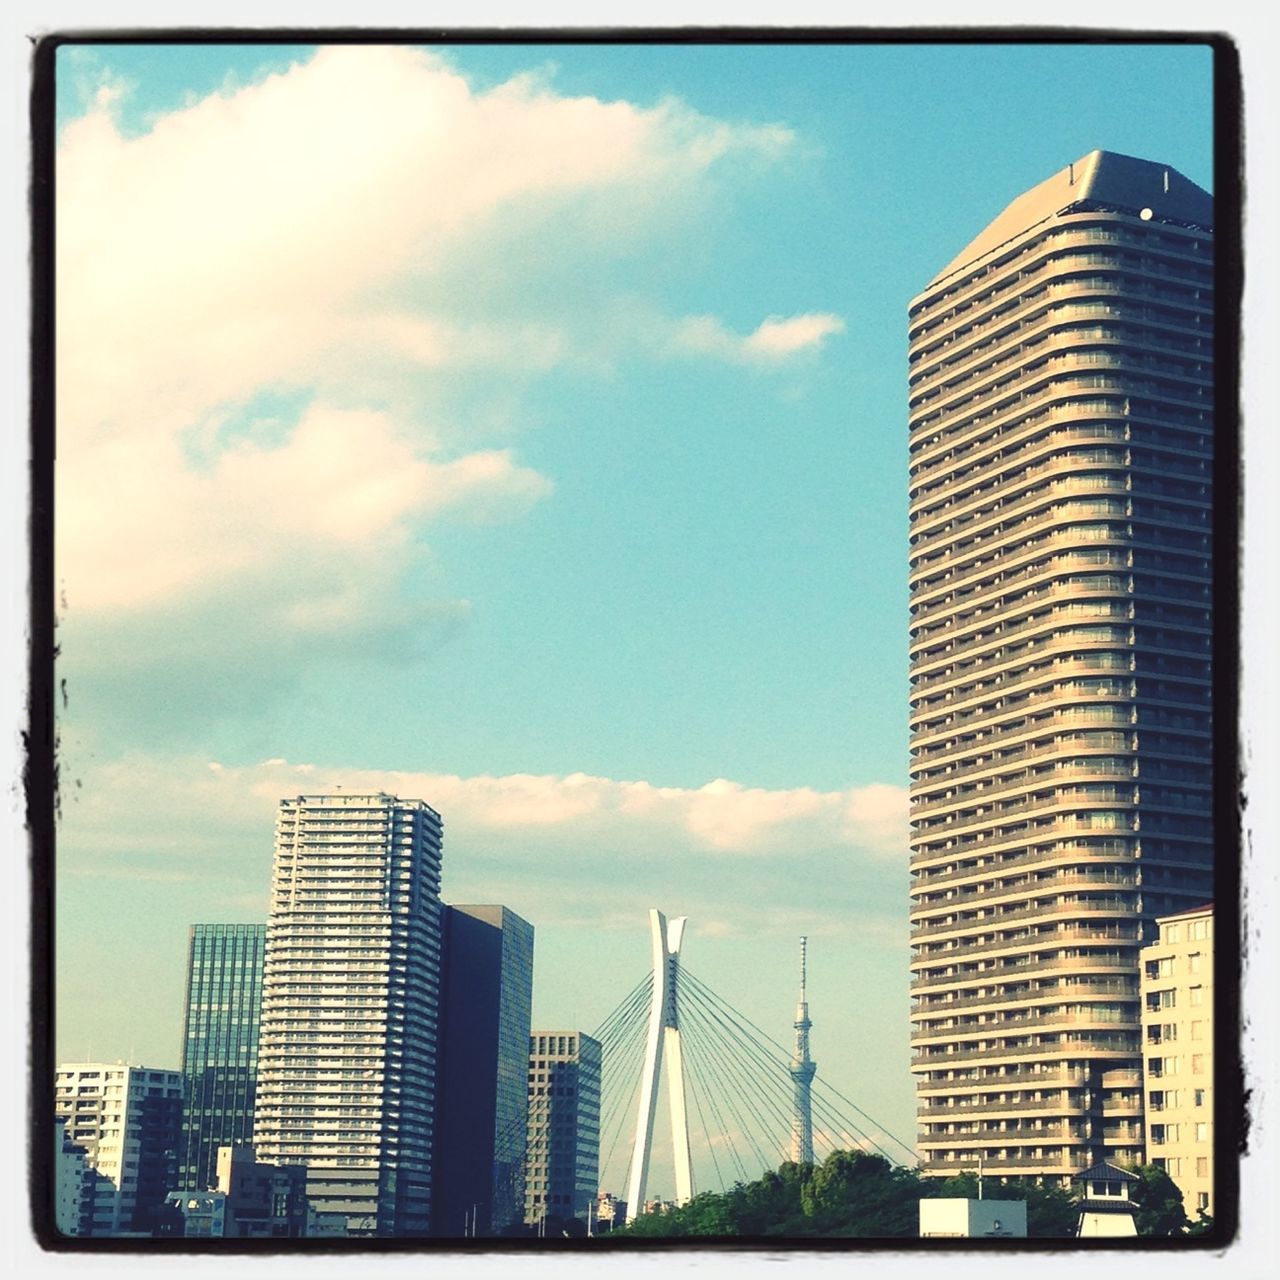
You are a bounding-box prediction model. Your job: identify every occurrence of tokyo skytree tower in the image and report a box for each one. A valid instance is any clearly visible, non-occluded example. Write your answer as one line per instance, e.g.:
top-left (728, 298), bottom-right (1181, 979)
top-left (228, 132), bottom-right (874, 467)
top-left (788, 935), bottom-right (817, 1165)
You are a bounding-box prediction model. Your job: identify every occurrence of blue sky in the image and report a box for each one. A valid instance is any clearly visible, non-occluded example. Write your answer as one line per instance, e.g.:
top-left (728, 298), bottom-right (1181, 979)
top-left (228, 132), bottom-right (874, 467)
top-left (53, 38), bottom-right (1215, 1196)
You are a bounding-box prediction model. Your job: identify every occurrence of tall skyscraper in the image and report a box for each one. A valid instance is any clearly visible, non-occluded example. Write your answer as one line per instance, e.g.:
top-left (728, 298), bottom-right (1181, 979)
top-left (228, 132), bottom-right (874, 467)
top-left (524, 1031), bottom-right (601, 1227)
top-left (907, 151), bottom-right (1214, 1183)
top-left (252, 792), bottom-right (445, 1235)
top-left (431, 903), bottom-right (535, 1237)
top-left (54, 1063), bottom-right (183, 1235)
top-left (178, 923), bottom-right (266, 1191)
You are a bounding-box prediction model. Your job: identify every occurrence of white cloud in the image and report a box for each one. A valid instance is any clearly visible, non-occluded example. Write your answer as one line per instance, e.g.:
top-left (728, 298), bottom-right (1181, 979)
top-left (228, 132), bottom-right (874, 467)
top-left (61, 753), bottom-right (906, 877)
top-left (670, 311), bottom-right (846, 363)
top-left (55, 46), bottom-right (807, 692)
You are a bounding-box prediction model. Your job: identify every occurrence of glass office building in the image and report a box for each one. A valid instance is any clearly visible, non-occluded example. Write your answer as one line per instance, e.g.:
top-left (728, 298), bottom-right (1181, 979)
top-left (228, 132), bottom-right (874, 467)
top-left (178, 923), bottom-right (266, 1191)
top-left (431, 904), bottom-right (535, 1236)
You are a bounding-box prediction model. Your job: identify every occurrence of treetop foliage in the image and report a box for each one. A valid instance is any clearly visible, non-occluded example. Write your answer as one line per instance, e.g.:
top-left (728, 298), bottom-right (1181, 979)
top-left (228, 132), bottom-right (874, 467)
top-left (616, 1149), bottom-right (1196, 1240)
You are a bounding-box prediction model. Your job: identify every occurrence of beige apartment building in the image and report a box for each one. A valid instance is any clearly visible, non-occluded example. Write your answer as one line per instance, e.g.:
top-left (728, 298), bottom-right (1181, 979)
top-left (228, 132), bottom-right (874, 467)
top-left (907, 151), bottom-right (1215, 1183)
top-left (1140, 904), bottom-right (1214, 1221)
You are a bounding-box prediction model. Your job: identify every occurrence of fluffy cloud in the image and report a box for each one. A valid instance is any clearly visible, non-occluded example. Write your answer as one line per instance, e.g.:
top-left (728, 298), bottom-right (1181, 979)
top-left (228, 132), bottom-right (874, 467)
top-left (56, 47), bottom-right (826, 715)
top-left (59, 753), bottom-right (907, 932)
top-left (670, 311), bottom-right (846, 363)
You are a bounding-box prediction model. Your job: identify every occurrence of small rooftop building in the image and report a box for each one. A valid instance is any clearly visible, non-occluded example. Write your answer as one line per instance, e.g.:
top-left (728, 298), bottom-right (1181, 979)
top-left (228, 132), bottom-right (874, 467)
top-left (919, 1197), bottom-right (1027, 1238)
top-left (1073, 1159), bottom-right (1139, 1236)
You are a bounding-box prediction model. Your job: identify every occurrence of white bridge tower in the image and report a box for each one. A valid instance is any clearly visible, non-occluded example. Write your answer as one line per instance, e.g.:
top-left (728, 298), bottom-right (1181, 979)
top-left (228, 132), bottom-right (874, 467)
top-left (625, 908), bottom-right (693, 1221)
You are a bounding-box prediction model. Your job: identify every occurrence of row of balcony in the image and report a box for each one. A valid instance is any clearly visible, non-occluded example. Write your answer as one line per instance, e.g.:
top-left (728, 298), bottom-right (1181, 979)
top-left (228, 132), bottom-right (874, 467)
top-left (908, 293), bottom-right (1212, 417)
top-left (912, 921), bottom-right (1142, 967)
top-left (910, 342), bottom-right (1210, 455)
top-left (910, 844), bottom-right (1139, 895)
top-left (909, 226), bottom-right (1211, 355)
top-left (909, 374), bottom-right (1210, 484)
top-left (909, 386), bottom-right (1208, 502)
top-left (911, 945), bottom-right (1140, 991)
top-left (910, 893), bottom-right (1140, 943)
top-left (909, 478), bottom-right (1209, 577)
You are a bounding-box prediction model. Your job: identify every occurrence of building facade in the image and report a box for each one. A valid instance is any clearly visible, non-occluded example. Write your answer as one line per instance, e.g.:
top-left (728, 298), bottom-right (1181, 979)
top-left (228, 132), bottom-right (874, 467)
top-left (252, 792), bottom-right (445, 1235)
top-left (432, 904), bottom-right (535, 1237)
top-left (54, 1118), bottom-right (90, 1237)
top-left (54, 1063), bottom-right (183, 1235)
top-left (524, 1031), bottom-right (601, 1226)
top-left (178, 922), bottom-right (266, 1191)
top-left (1140, 904), bottom-right (1214, 1221)
top-left (907, 151), bottom-right (1215, 1182)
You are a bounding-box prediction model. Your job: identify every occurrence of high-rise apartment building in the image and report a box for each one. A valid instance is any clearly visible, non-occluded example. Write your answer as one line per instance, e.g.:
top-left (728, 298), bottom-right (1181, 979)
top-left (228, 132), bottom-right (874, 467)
top-left (524, 1031), bottom-right (601, 1226)
top-left (54, 1063), bottom-right (183, 1235)
top-left (252, 792), bottom-right (445, 1236)
top-left (178, 923), bottom-right (266, 1191)
top-left (907, 151), bottom-right (1214, 1182)
top-left (1140, 904), bottom-right (1214, 1221)
top-left (432, 903), bottom-right (535, 1237)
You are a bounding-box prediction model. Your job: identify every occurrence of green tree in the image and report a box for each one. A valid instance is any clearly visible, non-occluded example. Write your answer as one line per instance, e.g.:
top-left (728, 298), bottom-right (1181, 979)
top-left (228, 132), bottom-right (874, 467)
top-left (1128, 1164), bottom-right (1190, 1236)
top-left (1186, 1209), bottom-right (1215, 1238)
top-left (799, 1149), bottom-right (923, 1237)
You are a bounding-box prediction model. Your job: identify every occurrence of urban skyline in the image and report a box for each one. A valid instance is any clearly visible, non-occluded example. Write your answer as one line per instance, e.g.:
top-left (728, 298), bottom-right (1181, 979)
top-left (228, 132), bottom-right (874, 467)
top-left (48, 38), bottom-right (1225, 1212)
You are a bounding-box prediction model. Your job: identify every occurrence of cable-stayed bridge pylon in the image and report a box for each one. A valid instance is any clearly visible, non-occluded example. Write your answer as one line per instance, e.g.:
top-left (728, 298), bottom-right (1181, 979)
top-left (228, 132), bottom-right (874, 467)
top-left (593, 910), bottom-right (917, 1212)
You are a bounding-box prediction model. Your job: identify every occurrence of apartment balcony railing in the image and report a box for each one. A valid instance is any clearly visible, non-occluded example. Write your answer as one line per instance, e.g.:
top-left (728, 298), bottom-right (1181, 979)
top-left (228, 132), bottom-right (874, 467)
top-left (911, 1007), bottom-right (1140, 1045)
top-left (910, 231), bottom-right (1211, 357)
top-left (912, 924), bottom-right (1143, 969)
top-left (913, 1034), bottom-right (1138, 1065)
top-left (912, 978), bottom-right (1138, 1019)
top-left (910, 386), bottom-right (1210, 489)
top-left (909, 295), bottom-right (1212, 418)
top-left (911, 897), bottom-right (1141, 945)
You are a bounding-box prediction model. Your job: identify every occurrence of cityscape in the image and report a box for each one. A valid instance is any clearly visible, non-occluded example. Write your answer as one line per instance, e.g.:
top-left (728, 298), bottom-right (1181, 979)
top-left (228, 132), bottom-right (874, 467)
top-left (42, 38), bottom-right (1232, 1247)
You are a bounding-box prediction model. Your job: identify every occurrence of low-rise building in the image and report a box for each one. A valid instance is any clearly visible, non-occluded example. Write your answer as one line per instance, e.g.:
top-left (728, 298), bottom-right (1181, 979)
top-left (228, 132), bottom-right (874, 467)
top-left (161, 1145), bottom-right (310, 1237)
top-left (523, 1031), bottom-right (600, 1226)
top-left (1140, 904), bottom-right (1214, 1221)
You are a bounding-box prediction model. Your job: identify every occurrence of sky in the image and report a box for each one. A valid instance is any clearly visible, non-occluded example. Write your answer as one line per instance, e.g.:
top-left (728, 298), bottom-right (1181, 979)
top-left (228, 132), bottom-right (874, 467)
top-left (50, 37), bottom-right (1217, 1200)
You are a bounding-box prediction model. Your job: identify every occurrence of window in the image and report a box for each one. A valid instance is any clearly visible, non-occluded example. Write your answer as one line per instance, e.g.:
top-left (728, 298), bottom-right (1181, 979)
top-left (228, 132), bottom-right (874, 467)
top-left (1194, 1089), bottom-right (1206, 1107)
top-left (1192, 1054), bottom-right (1205, 1075)
top-left (1189, 952), bottom-right (1203, 973)
top-left (1195, 1123), bottom-right (1208, 1142)
top-left (1190, 986), bottom-right (1204, 1006)
top-left (1196, 1157), bottom-right (1208, 1177)
top-left (1197, 1191), bottom-right (1210, 1212)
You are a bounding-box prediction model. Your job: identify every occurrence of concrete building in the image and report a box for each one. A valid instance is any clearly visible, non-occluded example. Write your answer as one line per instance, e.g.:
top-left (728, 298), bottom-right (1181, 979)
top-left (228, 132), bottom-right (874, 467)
top-left (178, 923), bottom-right (266, 1191)
top-left (524, 1031), bottom-right (601, 1227)
top-left (54, 1063), bottom-right (182, 1235)
top-left (1140, 903), bottom-right (1214, 1221)
top-left (907, 151), bottom-right (1215, 1182)
top-left (164, 1144), bottom-right (310, 1237)
top-left (919, 1196), bottom-right (1027, 1238)
top-left (432, 904), bottom-right (535, 1237)
top-left (252, 793), bottom-right (445, 1236)
top-left (53, 1118), bottom-right (90, 1237)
